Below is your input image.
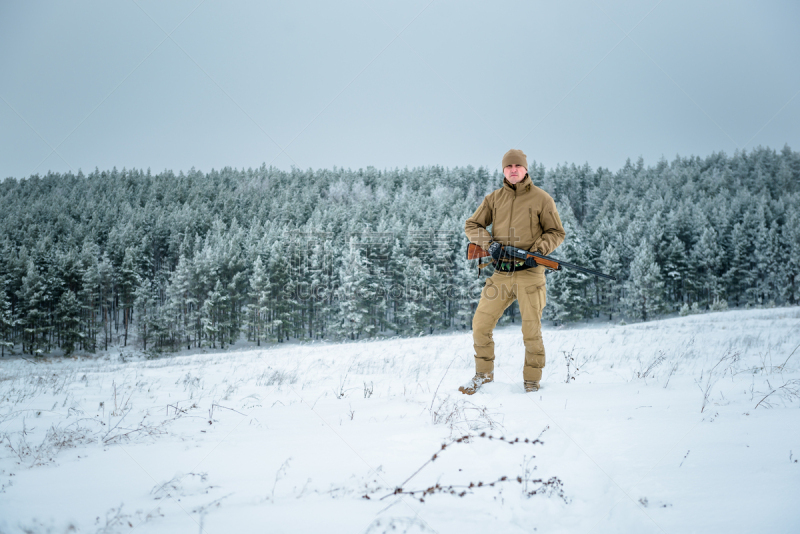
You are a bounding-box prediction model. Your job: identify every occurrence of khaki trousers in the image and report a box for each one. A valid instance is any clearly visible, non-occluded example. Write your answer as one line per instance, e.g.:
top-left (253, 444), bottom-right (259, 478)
top-left (472, 267), bottom-right (547, 382)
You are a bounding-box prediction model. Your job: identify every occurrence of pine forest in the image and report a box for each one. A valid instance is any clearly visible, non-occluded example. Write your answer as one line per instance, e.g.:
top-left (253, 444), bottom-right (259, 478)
top-left (0, 145), bottom-right (798, 357)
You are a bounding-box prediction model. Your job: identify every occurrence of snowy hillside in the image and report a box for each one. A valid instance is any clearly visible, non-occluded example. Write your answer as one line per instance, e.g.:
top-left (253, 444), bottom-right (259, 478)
top-left (1, 307), bottom-right (799, 533)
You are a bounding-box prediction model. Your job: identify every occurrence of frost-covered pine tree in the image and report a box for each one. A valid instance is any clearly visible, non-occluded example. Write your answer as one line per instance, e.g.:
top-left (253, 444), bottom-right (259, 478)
top-left (783, 211), bottom-right (800, 304)
top-left (307, 238), bottom-right (335, 339)
top-left (118, 247), bottom-right (138, 347)
top-left (452, 242), bottom-right (484, 330)
top-left (19, 260), bottom-right (47, 355)
top-left (226, 271), bottom-right (246, 346)
top-left (134, 277), bottom-right (159, 351)
top-left (659, 233), bottom-right (688, 310)
top-left (360, 225), bottom-right (391, 335)
top-left (57, 289), bottom-right (82, 356)
top-left (387, 236), bottom-right (409, 333)
top-left (267, 238), bottom-right (292, 342)
top-left (201, 279), bottom-right (228, 349)
top-left (397, 256), bottom-right (430, 336)
top-left (417, 256), bottom-right (446, 334)
top-left (98, 254), bottom-right (114, 351)
top-left (691, 226), bottom-right (725, 309)
top-left (753, 221), bottom-right (781, 306)
top-left (80, 257), bottom-right (100, 353)
top-left (624, 240), bottom-right (664, 322)
top-left (334, 240), bottom-right (373, 340)
top-left (599, 244), bottom-right (622, 321)
top-left (244, 255), bottom-right (270, 346)
top-left (726, 203), bottom-right (763, 307)
top-left (166, 254), bottom-right (193, 350)
top-left (0, 280), bottom-right (18, 357)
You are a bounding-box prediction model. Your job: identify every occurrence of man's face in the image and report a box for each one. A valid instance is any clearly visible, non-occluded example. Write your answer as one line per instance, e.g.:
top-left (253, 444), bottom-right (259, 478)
top-left (503, 164), bottom-right (527, 184)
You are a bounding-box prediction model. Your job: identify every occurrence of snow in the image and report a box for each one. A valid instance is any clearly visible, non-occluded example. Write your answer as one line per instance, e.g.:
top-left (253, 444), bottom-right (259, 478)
top-left (1, 307), bottom-right (799, 533)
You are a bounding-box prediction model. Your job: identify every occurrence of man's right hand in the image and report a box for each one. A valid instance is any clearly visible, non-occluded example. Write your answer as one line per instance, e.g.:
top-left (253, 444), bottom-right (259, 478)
top-left (488, 241), bottom-right (503, 260)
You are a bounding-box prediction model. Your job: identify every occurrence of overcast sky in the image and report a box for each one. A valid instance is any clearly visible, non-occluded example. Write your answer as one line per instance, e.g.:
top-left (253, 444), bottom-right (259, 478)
top-left (1, 0), bottom-right (799, 179)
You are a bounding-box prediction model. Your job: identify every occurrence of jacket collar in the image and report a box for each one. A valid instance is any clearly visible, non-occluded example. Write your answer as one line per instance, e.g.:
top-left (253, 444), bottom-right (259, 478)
top-left (502, 175), bottom-right (532, 195)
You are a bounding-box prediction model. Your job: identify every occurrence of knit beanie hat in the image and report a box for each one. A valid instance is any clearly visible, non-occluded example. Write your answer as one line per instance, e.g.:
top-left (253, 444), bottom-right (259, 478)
top-left (502, 149), bottom-right (527, 170)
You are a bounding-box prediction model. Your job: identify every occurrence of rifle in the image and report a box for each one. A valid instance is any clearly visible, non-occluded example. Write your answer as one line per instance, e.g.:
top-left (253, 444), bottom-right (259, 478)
top-left (466, 242), bottom-right (616, 281)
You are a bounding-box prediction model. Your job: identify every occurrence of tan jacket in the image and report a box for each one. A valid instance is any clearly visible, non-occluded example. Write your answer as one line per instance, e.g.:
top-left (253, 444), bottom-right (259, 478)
top-left (465, 175), bottom-right (565, 255)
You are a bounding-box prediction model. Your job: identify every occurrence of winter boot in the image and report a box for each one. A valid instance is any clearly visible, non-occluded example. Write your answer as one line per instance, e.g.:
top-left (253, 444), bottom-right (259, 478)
top-left (524, 380), bottom-right (540, 393)
top-left (458, 372), bottom-right (493, 395)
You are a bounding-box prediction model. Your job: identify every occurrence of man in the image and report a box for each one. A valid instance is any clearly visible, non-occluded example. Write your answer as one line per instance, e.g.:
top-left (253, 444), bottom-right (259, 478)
top-left (461, 149), bottom-right (565, 394)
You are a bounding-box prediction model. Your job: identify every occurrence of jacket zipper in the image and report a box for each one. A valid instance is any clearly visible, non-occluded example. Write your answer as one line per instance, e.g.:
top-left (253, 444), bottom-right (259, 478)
top-left (529, 207), bottom-right (533, 236)
top-left (509, 191), bottom-right (515, 245)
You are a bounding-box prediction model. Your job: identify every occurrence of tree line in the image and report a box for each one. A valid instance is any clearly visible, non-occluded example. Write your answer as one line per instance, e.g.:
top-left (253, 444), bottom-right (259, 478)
top-left (0, 145), bottom-right (798, 356)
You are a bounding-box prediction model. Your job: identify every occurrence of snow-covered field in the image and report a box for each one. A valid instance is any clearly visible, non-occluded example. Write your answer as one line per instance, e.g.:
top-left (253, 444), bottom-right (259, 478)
top-left (1, 307), bottom-right (799, 534)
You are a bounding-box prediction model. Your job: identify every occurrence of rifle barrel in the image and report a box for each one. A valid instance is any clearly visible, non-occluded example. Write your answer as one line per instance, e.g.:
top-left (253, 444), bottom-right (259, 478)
top-left (533, 253), bottom-right (616, 281)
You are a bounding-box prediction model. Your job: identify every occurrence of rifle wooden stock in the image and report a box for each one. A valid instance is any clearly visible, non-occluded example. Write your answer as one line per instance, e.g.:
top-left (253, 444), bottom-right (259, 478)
top-left (466, 242), bottom-right (489, 260)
